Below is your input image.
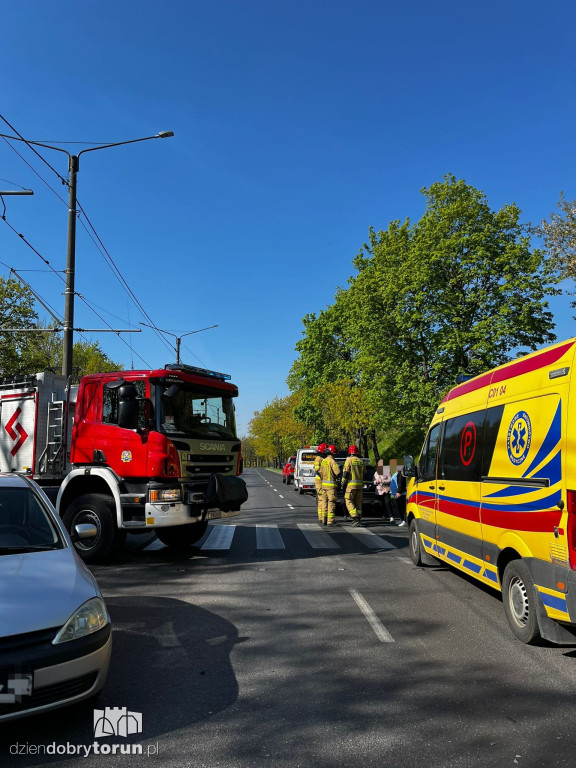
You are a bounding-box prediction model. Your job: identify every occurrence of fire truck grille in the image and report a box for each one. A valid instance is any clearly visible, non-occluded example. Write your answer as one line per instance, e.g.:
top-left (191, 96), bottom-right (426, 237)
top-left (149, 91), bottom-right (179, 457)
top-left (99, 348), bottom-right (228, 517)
top-left (185, 465), bottom-right (234, 475)
top-left (186, 454), bottom-right (234, 463)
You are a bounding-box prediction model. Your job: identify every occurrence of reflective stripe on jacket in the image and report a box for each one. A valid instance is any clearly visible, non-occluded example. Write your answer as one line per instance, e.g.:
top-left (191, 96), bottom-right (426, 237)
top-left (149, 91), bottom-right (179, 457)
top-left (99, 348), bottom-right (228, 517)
top-left (343, 456), bottom-right (365, 488)
top-left (319, 455), bottom-right (340, 487)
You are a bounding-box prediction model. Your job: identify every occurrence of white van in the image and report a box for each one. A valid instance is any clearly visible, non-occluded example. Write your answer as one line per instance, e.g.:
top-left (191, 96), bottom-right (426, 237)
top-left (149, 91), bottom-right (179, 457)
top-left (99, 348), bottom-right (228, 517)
top-left (293, 446), bottom-right (318, 495)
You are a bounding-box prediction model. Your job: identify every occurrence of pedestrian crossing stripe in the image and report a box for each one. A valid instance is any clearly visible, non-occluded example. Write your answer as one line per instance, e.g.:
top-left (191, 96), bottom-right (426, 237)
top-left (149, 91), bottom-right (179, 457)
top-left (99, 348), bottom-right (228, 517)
top-left (201, 525), bottom-right (236, 550)
top-left (143, 522), bottom-right (402, 553)
top-left (298, 523), bottom-right (341, 549)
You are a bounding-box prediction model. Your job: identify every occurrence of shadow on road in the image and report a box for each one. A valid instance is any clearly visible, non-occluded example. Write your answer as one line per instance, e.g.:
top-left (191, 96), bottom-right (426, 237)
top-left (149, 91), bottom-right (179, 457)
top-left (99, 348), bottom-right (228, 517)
top-left (1, 596), bottom-right (243, 762)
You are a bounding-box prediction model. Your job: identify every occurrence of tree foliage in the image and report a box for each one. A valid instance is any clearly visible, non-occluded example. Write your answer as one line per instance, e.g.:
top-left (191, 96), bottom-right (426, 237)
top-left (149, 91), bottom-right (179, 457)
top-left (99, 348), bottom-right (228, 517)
top-left (539, 192), bottom-right (576, 307)
top-left (280, 175), bottom-right (559, 459)
top-left (0, 276), bottom-right (121, 377)
top-left (248, 392), bottom-right (314, 465)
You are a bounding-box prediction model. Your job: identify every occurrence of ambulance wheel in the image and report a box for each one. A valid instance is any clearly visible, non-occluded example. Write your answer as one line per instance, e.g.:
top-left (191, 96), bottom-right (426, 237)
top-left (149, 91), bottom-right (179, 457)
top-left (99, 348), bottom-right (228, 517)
top-left (299, 487), bottom-right (304, 495)
top-left (63, 493), bottom-right (126, 564)
top-left (156, 521), bottom-right (208, 550)
top-left (502, 560), bottom-right (541, 644)
top-left (409, 518), bottom-right (426, 566)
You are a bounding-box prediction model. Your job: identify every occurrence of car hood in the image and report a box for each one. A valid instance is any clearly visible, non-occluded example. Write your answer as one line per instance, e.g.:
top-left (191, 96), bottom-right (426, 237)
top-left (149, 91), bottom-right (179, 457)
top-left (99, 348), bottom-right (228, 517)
top-left (0, 548), bottom-right (101, 637)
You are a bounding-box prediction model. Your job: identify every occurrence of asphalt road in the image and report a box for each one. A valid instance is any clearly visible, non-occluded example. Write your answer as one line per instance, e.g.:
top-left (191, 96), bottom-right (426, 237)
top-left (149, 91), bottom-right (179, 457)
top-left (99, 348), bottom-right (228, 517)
top-left (3, 467), bottom-right (576, 768)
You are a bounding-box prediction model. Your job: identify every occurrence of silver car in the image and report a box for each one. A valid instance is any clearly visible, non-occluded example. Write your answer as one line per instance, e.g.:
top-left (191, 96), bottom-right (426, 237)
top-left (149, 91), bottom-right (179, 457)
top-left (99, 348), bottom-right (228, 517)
top-left (0, 473), bottom-right (111, 721)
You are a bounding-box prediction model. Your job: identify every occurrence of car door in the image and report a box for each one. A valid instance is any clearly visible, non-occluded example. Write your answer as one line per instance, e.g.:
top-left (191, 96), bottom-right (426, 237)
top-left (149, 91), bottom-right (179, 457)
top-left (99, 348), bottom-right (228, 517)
top-left (436, 408), bottom-right (485, 562)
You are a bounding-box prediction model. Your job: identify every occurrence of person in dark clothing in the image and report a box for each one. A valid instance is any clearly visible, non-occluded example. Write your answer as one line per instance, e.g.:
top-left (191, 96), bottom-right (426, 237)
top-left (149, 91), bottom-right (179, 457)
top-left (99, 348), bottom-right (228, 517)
top-left (394, 467), bottom-right (407, 526)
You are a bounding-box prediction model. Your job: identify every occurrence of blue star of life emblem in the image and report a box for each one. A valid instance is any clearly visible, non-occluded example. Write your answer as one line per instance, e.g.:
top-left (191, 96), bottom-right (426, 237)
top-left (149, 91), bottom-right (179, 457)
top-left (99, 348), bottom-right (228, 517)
top-left (507, 411), bottom-right (532, 466)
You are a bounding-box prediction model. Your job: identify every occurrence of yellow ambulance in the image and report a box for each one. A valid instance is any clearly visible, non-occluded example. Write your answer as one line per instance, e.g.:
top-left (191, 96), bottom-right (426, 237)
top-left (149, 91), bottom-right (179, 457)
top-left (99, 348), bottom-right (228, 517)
top-left (403, 338), bottom-right (576, 644)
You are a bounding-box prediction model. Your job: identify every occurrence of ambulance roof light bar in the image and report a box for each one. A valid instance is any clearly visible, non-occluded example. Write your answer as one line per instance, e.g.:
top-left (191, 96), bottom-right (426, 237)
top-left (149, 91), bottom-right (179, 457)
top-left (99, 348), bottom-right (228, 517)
top-left (164, 363), bottom-right (231, 381)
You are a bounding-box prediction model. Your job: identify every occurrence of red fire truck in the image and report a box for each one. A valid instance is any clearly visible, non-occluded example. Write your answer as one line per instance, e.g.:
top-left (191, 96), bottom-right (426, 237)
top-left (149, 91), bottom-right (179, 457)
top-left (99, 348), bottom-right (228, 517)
top-left (0, 364), bottom-right (247, 562)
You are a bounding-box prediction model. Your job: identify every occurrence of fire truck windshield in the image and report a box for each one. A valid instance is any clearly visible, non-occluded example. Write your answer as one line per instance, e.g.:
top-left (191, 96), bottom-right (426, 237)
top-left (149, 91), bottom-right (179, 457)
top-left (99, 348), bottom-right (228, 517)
top-left (158, 383), bottom-right (237, 439)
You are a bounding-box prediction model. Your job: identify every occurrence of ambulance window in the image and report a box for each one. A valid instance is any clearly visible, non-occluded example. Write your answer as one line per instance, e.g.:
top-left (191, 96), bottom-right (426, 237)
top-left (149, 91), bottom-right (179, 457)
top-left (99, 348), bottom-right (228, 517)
top-left (418, 423), bottom-right (441, 481)
top-left (482, 405), bottom-right (505, 476)
top-left (440, 409), bottom-right (484, 482)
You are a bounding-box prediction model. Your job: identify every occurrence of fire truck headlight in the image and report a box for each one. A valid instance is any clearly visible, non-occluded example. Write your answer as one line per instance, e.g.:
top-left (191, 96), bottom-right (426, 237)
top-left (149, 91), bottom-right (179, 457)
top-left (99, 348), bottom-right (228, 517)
top-left (150, 488), bottom-right (181, 503)
top-left (52, 598), bottom-right (109, 644)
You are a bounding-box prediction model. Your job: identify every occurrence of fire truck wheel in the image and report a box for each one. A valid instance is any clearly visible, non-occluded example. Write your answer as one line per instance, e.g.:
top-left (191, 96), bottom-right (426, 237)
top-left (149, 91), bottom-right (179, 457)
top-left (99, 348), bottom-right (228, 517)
top-left (502, 560), bottom-right (541, 644)
top-left (155, 521), bottom-right (209, 549)
top-left (63, 493), bottom-right (126, 564)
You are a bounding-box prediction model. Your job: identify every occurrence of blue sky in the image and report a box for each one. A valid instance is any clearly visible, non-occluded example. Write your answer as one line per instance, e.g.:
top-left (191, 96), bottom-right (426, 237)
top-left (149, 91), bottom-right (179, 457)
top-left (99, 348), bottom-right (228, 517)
top-left (1, 0), bottom-right (575, 436)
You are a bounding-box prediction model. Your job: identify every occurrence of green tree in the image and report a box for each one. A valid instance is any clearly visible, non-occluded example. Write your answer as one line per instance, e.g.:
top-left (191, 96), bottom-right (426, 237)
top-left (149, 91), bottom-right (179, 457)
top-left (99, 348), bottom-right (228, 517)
top-left (0, 276), bottom-right (121, 377)
top-left (539, 192), bottom-right (576, 308)
top-left (0, 277), bottom-right (40, 374)
top-left (351, 175), bottom-right (558, 442)
top-left (248, 394), bottom-right (314, 466)
top-left (291, 175), bottom-right (559, 456)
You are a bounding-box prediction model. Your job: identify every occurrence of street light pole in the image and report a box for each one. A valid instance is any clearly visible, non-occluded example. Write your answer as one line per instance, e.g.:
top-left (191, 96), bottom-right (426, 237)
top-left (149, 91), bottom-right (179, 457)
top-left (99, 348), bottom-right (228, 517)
top-left (0, 131), bottom-right (174, 378)
top-left (139, 323), bottom-right (218, 364)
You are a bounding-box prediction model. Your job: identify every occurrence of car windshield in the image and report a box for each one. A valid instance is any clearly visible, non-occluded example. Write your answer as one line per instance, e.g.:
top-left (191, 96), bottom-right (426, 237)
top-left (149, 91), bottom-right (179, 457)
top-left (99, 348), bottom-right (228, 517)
top-left (0, 487), bottom-right (63, 554)
top-left (158, 383), bottom-right (237, 439)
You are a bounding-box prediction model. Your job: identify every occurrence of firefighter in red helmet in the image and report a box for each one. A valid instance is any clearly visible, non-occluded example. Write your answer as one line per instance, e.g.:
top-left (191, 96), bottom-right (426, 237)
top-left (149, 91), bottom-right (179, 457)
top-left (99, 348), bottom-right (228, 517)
top-left (342, 445), bottom-right (365, 526)
top-left (314, 443), bottom-right (327, 523)
top-left (317, 444), bottom-right (340, 526)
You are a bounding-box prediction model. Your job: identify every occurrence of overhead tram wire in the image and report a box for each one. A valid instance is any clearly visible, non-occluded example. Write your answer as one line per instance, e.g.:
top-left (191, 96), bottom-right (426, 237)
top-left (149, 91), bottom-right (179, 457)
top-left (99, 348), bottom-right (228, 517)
top-left (0, 115), bottom-right (175, 362)
top-left (0, 216), bottom-right (153, 368)
top-left (0, 261), bottom-right (63, 325)
top-left (0, 216), bottom-right (67, 281)
top-left (75, 203), bottom-right (174, 354)
top-left (0, 114), bottom-right (67, 186)
top-left (0, 137), bottom-right (69, 207)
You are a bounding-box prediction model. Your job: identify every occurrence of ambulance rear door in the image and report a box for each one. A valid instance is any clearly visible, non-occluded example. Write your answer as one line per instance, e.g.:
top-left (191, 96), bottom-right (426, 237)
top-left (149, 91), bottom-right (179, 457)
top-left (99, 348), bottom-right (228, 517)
top-left (480, 393), bottom-right (564, 571)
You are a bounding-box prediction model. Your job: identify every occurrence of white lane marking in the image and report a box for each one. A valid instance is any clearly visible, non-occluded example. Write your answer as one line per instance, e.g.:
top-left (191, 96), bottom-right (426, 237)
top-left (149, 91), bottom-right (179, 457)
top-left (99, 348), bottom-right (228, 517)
top-left (143, 538), bottom-right (166, 551)
top-left (256, 524), bottom-right (285, 549)
top-left (399, 556), bottom-right (412, 564)
top-left (349, 589), bottom-right (395, 643)
top-left (288, 504), bottom-right (295, 509)
top-left (298, 523), bottom-right (341, 549)
top-left (201, 525), bottom-right (236, 550)
top-left (279, 495), bottom-right (284, 499)
top-left (346, 526), bottom-right (397, 550)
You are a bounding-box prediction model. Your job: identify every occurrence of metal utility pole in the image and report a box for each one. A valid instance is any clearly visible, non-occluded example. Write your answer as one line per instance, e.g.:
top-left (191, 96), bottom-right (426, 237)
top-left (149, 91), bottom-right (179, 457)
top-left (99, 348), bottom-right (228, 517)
top-left (63, 153), bottom-right (78, 381)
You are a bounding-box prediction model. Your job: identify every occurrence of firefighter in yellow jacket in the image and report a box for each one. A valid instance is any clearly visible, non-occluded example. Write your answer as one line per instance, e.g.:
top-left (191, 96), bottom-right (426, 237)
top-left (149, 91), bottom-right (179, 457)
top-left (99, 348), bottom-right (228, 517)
top-left (317, 444), bottom-right (340, 526)
top-left (342, 445), bottom-right (365, 526)
top-left (314, 443), bottom-right (327, 524)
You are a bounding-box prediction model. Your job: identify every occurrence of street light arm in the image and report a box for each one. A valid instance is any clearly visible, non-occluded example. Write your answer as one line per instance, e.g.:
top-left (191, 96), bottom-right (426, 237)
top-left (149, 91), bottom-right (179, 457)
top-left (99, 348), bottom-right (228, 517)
top-left (139, 321), bottom-right (177, 340)
top-left (179, 325), bottom-right (218, 340)
top-left (78, 131), bottom-right (174, 159)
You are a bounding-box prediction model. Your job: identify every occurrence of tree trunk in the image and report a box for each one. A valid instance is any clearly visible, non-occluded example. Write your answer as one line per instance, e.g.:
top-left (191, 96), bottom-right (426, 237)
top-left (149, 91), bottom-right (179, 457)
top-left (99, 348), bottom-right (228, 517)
top-left (369, 429), bottom-right (379, 461)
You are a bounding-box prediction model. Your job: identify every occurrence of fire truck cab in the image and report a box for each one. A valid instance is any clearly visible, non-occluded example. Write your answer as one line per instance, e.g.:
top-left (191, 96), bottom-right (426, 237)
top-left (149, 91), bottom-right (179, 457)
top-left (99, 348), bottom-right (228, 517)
top-left (0, 364), bottom-right (247, 563)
